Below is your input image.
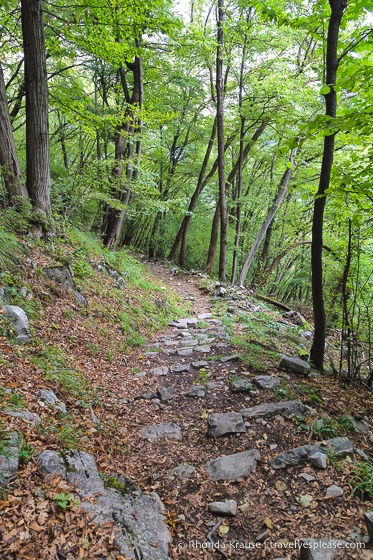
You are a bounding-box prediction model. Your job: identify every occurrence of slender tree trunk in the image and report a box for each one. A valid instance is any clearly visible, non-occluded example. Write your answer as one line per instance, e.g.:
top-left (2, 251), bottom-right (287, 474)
top-left (205, 202), bottom-right (220, 275)
top-left (237, 148), bottom-right (298, 286)
top-left (310, 0), bottom-right (347, 370)
top-left (21, 0), bottom-right (51, 215)
top-left (102, 51), bottom-right (143, 248)
top-left (231, 40), bottom-right (246, 283)
top-left (216, 0), bottom-right (227, 281)
top-left (0, 62), bottom-right (28, 202)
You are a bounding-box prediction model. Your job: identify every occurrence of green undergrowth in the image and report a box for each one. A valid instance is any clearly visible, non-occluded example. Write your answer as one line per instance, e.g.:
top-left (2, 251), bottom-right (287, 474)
top-left (213, 297), bottom-right (311, 371)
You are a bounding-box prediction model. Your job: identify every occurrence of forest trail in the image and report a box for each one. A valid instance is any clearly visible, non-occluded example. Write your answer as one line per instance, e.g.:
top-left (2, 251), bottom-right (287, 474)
top-left (102, 261), bottom-right (369, 559)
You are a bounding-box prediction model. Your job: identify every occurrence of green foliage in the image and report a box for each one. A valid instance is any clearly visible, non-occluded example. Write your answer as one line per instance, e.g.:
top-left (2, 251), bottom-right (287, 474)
top-left (194, 368), bottom-right (209, 387)
top-left (0, 228), bottom-right (21, 272)
top-left (54, 492), bottom-right (79, 509)
top-left (349, 461), bottom-right (373, 501)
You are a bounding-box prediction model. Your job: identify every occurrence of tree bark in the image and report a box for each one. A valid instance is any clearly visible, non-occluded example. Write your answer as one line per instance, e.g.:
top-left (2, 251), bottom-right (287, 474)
top-left (216, 0), bottom-right (227, 281)
top-left (237, 148), bottom-right (298, 286)
top-left (310, 0), bottom-right (347, 370)
top-left (0, 61), bottom-right (28, 202)
top-left (205, 201), bottom-right (220, 276)
top-left (21, 0), bottom-right (51, 215)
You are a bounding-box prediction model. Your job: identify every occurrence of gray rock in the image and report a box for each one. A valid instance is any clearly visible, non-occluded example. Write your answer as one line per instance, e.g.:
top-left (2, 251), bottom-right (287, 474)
top-left (196, 345), bottom-right (211, 353)
top-left (208, 500), bottom-right (237, 516)
top-left (170, 318), bottom-right (198, 329)
top-left (309, 452), bottom-right (328, 469)
top-left (325, 484), bottom-right (344, 498)
top-left (220, 354), bottom-right (242, 363)
top-left (192, 361), bottom-right (208, 369)
top-left (229, 380), bottom-right (253, 393)
top-left (253, 375), bottom-right (280, 389)
top-left (38, 450), bottom-right (171, 560)
top-left (5, 409), bottom-right (41, 426)
top-left (301, 473), bottom-right (315, 482)
top-left (157, 387), bottom-right (174, 402)
top-left (207, 412), bottom-right (246, 438)
top-left (134, 393), bottom-right (157, 400)
top-left (181, 339), bottom-right (198, 346)
top-left (108, 269), bottom-right (126, 289)
top-left (346, 415), bottom-right (371, 433)
top-left (299, 539), bottom-right (346, 560)
top-left (15, 334), bottom-right (31, 344)
top-left (152, 366), bottom-right (169, 376)
top-left (215, 287), bottom-right (227, 297)
top-left (278, 355), bottom-right (311, 376)
top-left (39, 389), bottom-right (67, 413)
top-left (171, 364), bottom-right (190, 373)
top-left (185, 386), bottom-right (205, 398)
top-left (3, 305), bottom-right (30, 338)
top-left (270, 437), bottom-right (354, 469)
top-left (205, 449), bottom-right (261, 482)
top-left (140, 422), bottom-right (182, 441)
top-left (44, 266), bottom-right (87, 306)
top-left (363, 511), bottom-right (373, 541)
top-left (0, 431), bottom-right (24, 483)
top-left (167, 464), bottom-right (196, 479)
top-left (356, 449), bottom-right (371, 463)
top-left (177, 347), bottom-right (193, 356)
top-left (241, 401), bottom-right (305, 420)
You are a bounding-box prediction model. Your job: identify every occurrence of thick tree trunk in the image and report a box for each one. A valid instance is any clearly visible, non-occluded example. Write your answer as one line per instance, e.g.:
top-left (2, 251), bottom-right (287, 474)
top-left (0, 62), bottom-right (28, 202)
top-left (21, 0), bottom-right (51, 215)
top-left (216, 0), bottom-right (227, 281)
top-left (237, 148), bottom-right (298, 286)
top-left (310, 0), bottom-right (346, 370)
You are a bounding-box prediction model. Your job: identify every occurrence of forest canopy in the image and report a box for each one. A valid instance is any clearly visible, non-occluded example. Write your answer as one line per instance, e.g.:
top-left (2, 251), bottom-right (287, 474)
top-left (1, 0), bottom-right (373, 372)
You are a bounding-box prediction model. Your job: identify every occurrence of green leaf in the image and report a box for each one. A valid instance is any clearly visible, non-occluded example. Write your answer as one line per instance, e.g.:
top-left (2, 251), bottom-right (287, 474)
top-left (320, 85), bottom-right (331, 95)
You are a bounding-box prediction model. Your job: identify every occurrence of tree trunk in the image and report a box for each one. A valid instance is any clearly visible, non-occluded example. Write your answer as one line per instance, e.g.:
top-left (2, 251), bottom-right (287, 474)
top-left (102, 52), bottom-right (143, 249)
top-left (21, 0), bottom-right (51, 215)
top-left (237, 148), bottom-right (298, 286)
top-left (205, 202), bottom-right (220, 275)
top-left (0, 61), bottom-right (28, 202)
top-left (310, 0), bottom-right (347, 370)
top-left (216, 0), bottom-right (227, 282)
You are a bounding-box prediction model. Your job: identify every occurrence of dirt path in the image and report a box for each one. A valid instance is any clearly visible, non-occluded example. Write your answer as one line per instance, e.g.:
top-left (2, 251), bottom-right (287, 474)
top-left (105, 263), bottom-right (367, 560)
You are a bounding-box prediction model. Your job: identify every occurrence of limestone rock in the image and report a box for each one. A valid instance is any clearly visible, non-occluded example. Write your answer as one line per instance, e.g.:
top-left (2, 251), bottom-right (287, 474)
top-left (270, 437), bottom-right (354, 469)
top-left (253, 375), bottom-right (280, 389)
top-left (220, 354), bottom-right (242, 363)
top-left (196, 345), bottom-right (211, 353)
top-left (152, 366), bottom-right (169, 376)
top-left (309, 452), bottom-right (328, 469)
top-left (278, 355), bottom-right (311, 376)
top-left (108, 269), bottom-right (126, 289)
top-left (140, 422), bottom-right (182, 441)
top-left (0, 431), bottom-right (24, 483)
top-left (44, 266), bottom-right (87, 306)
top-left (364, 511), bottom-right (373, 541)
top-left (299, 539), bottom-right (347, 560)
top-left (38, 449), bottom-right (171, 560)
top-left (39, 389), bottom-right (67, 413)
top-left (171, 364), bottom-right (190, 373)
top-left (207, 412), bottom-right (246, 438)
top-left (205, 449), bottom-right (261, 482)
top-left (167, 464), bottom-right (196, 479)
top-left (5, 409), bottom-right (41, 426)
top-left (157, 387), bottom-right (174, 402)
top-left (3, 305), bottom-right (30, 342)
top-left (241, 401), bottom-right (305, 420)
top-left (230, 379), bottom-right (253, 393)
top-left (325, 484), bottom-right (344, 498)
top-left (192, 361), bottom-right (208, 369)
top-left (185, 386), bottom-right (205, 398)
top-left (208, 499), bottom-right (237, 516)
top-left (177, 347), bottom-right (193, 356)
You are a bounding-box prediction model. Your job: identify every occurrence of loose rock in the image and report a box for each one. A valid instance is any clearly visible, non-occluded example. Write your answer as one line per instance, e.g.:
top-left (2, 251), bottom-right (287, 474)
top-left (325, 484), bottom-right (344, 498)
top-left (241, 401), bottom-right (305, 420)
top-left (140, 422), bottom-right (182, 441)
top-left (185, 386), bottom-right (206, 398)
top-left (278, 355), bottom-right (311, 376)
top-left (230, 379), bottom-right (253, 393)
top-left (253, 375), bottom-right (280, 389)
top-left (270, 437), bottom-right (354, 469)
top-left (207, 412), bottom-right (246, 438)
top-left (208, 499), bottom-right (237, 516)
top-left (0, 431), bottom-right (24, 483)
top-left (309, 452), bottom-right (328, 469)
top-left (205, 449), bottom-right (261, 482)
top-left (39, 389), bottom-right (67, 413)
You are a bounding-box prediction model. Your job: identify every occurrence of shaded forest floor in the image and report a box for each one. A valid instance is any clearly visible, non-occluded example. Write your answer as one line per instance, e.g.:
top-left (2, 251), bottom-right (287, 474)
top-left (0, 237), bottom-right (373, 559)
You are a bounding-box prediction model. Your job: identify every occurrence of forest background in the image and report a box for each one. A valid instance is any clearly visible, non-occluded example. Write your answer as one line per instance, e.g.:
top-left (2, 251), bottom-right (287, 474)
top-left (1, 0), bottom-right (373, 375)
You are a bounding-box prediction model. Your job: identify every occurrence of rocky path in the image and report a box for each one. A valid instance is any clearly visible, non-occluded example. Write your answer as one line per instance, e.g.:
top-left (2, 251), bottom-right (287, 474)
top-left (6, 262), bottom-right (371, 559)
top-left (100, 263), bottom-right (369, 560)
